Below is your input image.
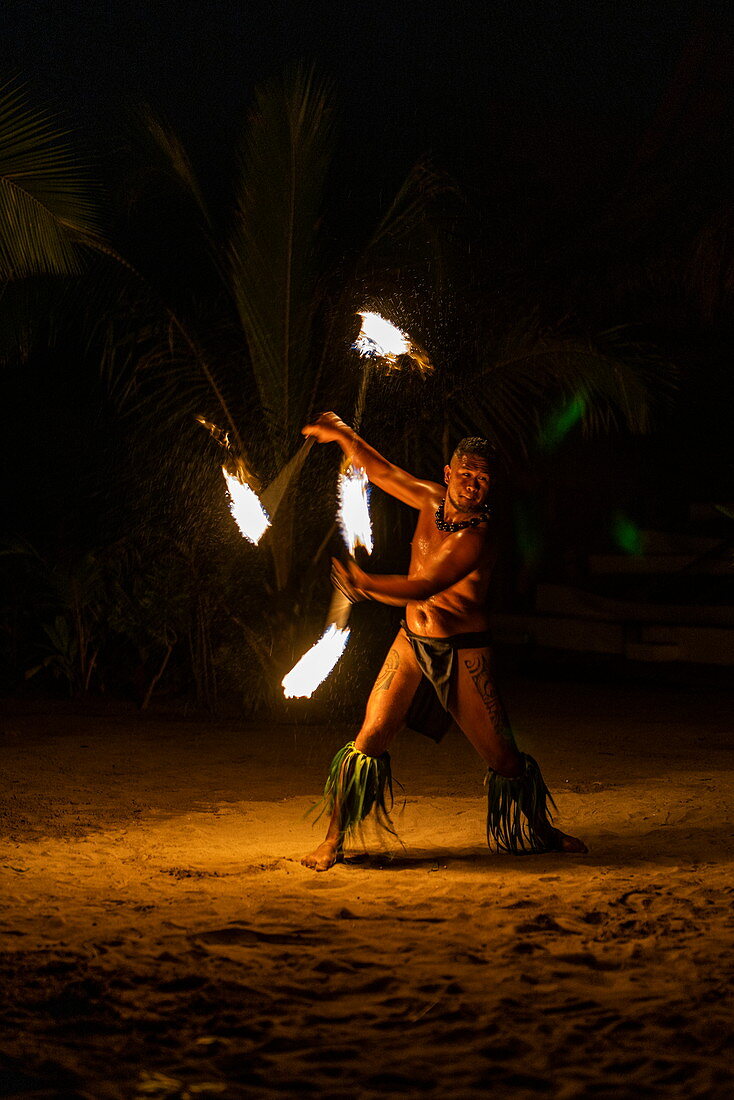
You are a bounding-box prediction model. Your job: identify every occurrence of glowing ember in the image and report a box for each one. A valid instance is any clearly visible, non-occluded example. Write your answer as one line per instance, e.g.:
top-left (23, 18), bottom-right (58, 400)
top-left (354, 311), bottom-right (410, 363)
top-left (282, 624), bottom-right (351, 699)
top-left (338, 463), bottom-right (373, 555)
top-left (222, 467), bottom-right (270, 544)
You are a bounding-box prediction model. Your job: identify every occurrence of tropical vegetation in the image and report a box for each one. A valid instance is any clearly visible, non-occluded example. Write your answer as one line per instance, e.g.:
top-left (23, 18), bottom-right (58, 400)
top-left (5, 62), bottom-right (726, 712)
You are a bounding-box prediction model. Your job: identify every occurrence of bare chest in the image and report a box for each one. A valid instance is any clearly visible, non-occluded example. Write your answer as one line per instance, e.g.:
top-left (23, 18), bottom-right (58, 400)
top-left (409, 508), bottom-right (453, 573)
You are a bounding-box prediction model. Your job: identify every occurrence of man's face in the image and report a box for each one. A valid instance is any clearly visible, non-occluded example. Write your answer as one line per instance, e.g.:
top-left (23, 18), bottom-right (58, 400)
top-left (443, 453), bottom-right (491, 512)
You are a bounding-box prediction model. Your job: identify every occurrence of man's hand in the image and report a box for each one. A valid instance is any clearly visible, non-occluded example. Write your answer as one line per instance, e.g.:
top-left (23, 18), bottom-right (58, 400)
top-left (302, 412), bottom-right (352, 446)
top-left (304, 411), bottom-right (438, 513)
top-left (331, 557), bottom-right (369, 603)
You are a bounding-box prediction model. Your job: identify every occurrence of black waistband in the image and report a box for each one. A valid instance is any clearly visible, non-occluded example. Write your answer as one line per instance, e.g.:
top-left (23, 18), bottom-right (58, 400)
top-left (401, 620), bottom-right (492, 650)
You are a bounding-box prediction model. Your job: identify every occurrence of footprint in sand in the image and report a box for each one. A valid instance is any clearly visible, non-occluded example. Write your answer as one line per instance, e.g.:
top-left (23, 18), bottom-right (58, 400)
top-left (194, 924), bottom-right (322, 946)
top-left (515, 913), bottom-right (576, 935)
top-left (553, 951), bottom-right (619, 971)
top-left (581, 910), bottom-right (606, 925)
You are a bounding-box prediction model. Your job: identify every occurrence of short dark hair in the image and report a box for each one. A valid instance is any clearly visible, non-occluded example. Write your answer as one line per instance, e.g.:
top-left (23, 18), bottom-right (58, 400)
top-left (451, 436), bottom-right (497, 465)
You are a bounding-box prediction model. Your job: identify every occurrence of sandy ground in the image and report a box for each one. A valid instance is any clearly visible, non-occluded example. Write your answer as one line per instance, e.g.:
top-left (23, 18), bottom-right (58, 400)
top-left (1, 676), bottom-right (733, 1099)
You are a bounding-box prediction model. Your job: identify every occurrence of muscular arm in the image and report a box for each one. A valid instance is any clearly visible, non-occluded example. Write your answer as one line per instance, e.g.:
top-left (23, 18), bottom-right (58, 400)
top-left (303, 412), bottom-right (439, 509)
top-left (334, 527), bottom-right (488, 607)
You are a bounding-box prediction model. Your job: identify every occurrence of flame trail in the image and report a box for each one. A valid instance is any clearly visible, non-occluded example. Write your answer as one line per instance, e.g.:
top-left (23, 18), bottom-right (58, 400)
top-left (222, 467), bottom-right (270, 544)
top-left (338, 463), bottom-right (373, 556)
top-left (282, 623), bottom-right (351, 699)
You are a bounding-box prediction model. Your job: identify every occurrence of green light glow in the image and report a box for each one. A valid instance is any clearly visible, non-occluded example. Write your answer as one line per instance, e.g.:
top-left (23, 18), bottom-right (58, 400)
top-left (538, 393), bottom-right (586, 451)
top-left (612, 511), bottom-right (643, 555)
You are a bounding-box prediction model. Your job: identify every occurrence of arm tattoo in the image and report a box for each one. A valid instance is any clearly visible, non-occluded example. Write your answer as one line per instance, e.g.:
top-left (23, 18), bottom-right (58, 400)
top-left (463, 654), bottom-right (515, 745)
top-left (375, 648), bottom-right (400, 692)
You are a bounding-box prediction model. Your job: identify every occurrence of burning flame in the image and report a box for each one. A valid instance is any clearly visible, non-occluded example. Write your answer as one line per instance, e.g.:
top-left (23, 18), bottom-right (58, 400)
top-left (338, 463), bottom-right (373, 556)
top-left (354, 310), bottom-right (432, 372)
top-left (222, 467), bottom-right (270, 544)
top-left (282, 624), bottom-right (351, 699)
top-left (354, 311), bottom-right (410, 363)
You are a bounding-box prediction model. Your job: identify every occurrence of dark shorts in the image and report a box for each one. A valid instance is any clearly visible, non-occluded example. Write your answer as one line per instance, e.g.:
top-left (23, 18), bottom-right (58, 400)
top-left (401, 620), bottom-right (493, 743)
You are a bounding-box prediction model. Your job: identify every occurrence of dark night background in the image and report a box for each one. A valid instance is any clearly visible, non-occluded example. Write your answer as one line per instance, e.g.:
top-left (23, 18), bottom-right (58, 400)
top-left (0, 0), bottom-right (706, 186)
top-left (1, 0), bottom-right (733, 705)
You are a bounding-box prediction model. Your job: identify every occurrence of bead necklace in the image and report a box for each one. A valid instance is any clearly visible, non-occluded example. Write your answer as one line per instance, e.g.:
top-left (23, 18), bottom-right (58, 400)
top-left (434, 498), bottom-right (490, 532)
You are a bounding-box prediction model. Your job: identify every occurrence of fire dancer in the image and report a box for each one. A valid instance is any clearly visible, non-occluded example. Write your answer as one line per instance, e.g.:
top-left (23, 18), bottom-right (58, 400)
top-left (301, 412), bottom-right (587, 871)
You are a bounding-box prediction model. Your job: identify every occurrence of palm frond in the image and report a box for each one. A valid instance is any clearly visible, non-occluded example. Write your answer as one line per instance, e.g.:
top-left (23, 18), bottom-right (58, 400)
top-left (143, 109), bottom-right (213, 232)
top-left (367, 160), bottom-right (458, 251)
top-left (448, 318), bottom-right (676, 458)
top-left (229, 65), bottom-right (334, 466)
top-left (0, 79), bottom-right (102, 279)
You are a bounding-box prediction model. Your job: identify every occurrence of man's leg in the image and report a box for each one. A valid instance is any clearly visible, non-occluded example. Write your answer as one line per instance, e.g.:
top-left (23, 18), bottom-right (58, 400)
top-left (449, 646), bottom-right (587, 853)
top-left (302, 630), bottom-right (422, 871)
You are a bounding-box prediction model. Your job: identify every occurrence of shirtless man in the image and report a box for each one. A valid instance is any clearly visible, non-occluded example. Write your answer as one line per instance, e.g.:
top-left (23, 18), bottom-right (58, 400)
top-left (301, 412), bottom-right (586, 871)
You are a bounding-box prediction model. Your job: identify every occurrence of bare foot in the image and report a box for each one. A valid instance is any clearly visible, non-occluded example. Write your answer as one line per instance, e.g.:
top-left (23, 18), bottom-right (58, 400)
top-left (543, 827), bottom-right (588, 854)
top-left (301, 840), bottom-right (343, 871)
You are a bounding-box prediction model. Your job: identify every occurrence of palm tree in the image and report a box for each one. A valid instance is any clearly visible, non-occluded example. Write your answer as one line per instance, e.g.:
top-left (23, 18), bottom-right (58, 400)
top-left (94, 67), bottom-right (451, 577)
top-left (0, 78), bottom-right (103, 281)
top-left (68, 66), bottom-right (676, 706)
